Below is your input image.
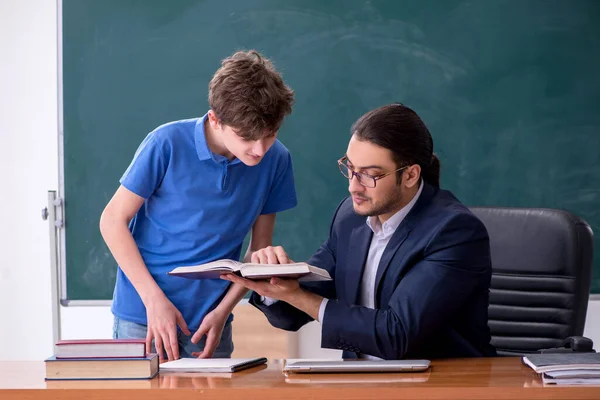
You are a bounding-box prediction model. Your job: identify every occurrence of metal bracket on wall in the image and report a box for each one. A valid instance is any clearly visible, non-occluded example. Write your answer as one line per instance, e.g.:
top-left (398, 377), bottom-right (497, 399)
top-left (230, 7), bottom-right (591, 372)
top-left (42, 196), bottom-right (64, 228)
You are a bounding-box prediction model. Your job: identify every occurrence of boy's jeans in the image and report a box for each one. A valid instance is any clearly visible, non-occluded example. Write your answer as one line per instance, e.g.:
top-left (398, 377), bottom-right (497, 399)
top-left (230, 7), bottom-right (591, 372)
top-left (113, 316), bottom-right (234, 358)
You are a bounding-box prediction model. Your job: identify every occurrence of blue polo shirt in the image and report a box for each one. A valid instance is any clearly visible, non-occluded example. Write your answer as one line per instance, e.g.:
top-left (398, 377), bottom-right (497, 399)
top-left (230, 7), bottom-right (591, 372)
top-left (111, 114), bottom-right (297, 330)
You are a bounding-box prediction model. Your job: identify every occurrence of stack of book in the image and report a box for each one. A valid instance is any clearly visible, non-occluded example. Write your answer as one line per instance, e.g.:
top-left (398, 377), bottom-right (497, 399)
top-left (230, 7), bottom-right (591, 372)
top-left (45, 339), bottom-right (158, 381)
top-left (522, 352), bottom-right (600, 385)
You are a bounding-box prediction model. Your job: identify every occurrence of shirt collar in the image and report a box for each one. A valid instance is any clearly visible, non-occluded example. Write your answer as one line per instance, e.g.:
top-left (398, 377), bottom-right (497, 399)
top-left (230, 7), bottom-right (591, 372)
top-left (366, 180), bottom-right (424, 237)
top-left (194, 113), bottom-right (213, 161)
top-left (194, 113), bottom-right (241, 164)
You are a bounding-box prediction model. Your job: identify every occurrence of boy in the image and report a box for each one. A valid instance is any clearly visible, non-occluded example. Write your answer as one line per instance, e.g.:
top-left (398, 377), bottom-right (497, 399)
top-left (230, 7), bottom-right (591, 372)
top-left (100, 50), bottom-right (296, 362)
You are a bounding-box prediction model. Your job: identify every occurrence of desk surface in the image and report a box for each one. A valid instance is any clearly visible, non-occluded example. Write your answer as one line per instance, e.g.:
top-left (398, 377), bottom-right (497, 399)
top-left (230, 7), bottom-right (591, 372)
top-left (2, 357), bottom-right (600, 399)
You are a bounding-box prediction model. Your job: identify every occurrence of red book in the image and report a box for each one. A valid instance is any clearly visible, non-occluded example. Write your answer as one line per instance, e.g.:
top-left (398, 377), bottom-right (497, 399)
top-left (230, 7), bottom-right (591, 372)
top-left (55, 339), bottom-right (146, 359)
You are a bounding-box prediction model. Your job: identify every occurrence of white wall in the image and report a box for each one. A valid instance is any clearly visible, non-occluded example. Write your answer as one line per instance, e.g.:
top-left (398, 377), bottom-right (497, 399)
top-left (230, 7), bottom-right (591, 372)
top-left (1, 0), bottom-right (58, 361)
top-left (1, 0), bottom-right (599, 361)
top-left (586, 301), bottom-right (600, 347)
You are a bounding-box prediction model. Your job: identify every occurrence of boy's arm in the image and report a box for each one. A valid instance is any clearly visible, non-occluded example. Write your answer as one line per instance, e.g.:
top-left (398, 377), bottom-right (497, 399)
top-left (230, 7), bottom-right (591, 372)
top-left (243, 213), bottom-right (277, 262)
top-left (100, 185), bottom-right (190, 362)
top-left (190, 213), bottom-right (276, 357)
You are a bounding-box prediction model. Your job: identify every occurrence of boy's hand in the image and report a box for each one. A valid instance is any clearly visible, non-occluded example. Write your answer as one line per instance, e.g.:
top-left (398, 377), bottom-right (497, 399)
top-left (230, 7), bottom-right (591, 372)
top-left (145, 295), bottom-right (190, 362)
top-left (251, 245), bottom-right (293, 264)
top-left (191, 308), bottom-right (228, 358)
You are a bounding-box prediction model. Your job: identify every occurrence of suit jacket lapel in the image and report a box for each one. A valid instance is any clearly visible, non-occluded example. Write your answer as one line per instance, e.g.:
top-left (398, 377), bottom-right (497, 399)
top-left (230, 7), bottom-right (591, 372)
top-left (346, 223), bottom-right (372, 305)
top-left (373, 183), bottom-right (436, 306)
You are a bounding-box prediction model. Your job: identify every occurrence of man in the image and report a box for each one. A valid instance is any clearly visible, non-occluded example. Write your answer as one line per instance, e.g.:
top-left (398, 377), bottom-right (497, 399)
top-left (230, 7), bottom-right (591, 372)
top-left (224, 103), bottom-right (496, 360)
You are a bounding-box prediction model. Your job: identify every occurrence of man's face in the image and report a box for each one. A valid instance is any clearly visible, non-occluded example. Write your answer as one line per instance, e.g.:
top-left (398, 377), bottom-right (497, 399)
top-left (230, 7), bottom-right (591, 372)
top-left (344, 135), bottom-right (405, 219)
top-left (220, 125), bottom-right (277, 166)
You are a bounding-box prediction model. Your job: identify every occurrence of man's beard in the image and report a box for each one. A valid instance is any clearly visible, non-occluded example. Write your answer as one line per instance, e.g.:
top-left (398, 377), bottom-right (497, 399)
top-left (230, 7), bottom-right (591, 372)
top-left (353, 187), bottom-right (403, 217)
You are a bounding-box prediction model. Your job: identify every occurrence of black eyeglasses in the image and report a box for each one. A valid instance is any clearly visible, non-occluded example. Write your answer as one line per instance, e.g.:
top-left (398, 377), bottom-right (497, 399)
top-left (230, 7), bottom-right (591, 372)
top-left (337, 156), bottom-right (407, 188)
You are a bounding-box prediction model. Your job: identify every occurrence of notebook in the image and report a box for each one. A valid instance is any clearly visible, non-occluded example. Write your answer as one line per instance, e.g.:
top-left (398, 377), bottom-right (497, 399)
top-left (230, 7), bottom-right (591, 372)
top-left (282, 359), bottom-right (431, 373)
top-left (159, 357), bottom-right (267, 373)
top-left (542, 369), bottom-right (600, 385)
top-left (522, 352), bottom-right (600, 373)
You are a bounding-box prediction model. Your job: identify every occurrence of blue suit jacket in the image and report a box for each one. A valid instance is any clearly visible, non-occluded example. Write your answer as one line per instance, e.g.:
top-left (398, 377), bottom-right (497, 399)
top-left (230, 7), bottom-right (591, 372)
top-left (251, 183), bottom-right (497, 359)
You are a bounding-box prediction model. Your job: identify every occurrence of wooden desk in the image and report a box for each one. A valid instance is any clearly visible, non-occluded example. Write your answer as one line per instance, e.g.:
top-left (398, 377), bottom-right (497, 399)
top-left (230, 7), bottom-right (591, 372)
top-left (2, 357), bottom-right (600, 399)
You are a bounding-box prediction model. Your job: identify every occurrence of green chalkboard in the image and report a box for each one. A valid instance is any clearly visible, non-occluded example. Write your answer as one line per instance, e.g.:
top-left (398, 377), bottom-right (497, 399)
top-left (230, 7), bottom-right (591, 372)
top-left (62, 0), bottom-right (600, 302)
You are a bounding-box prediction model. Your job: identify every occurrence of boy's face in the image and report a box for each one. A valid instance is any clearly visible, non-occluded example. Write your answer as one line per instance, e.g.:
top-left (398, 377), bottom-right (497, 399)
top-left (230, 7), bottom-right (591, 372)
top-left (220, 125), bottom-right (277, 166)
top-left (207, 110), bottom-right (277, 166)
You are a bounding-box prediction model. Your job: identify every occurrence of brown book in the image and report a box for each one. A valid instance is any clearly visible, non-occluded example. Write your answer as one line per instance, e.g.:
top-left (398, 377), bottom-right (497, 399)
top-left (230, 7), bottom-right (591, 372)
top-left (45, 354), bottom-right (158, 380)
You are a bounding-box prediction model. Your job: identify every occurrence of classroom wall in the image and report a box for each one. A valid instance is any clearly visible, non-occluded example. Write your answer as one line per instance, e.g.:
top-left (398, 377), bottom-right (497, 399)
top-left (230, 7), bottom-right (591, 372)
top-left (1, 0), bottom-right (58, 362)
top-left (1, 0), bottom-right (598, 361)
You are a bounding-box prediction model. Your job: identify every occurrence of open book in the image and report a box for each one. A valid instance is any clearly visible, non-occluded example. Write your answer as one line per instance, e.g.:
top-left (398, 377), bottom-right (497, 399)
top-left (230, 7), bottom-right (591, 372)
top-left (167, 259), bottom-right (332, 282)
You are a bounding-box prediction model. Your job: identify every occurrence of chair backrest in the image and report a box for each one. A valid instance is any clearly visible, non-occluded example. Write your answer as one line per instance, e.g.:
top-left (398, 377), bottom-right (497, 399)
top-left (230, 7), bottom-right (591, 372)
top-left (470, 207), bottom-right (594, 357)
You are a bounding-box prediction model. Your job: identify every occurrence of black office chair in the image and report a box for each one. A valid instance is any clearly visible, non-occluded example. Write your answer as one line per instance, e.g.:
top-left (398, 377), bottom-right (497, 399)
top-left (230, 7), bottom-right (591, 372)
top-left (470, 207), bottom-right (594, 357)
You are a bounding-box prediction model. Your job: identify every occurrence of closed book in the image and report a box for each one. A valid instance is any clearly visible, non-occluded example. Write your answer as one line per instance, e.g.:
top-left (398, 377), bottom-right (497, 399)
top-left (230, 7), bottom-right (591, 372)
top-left (542, 369), bottom-right (600, 385)
top-left (168, 259), bottom-right (331, 282)
top-left (522, 352), bottom-right (600, 373)
top-left (55, 338), bottom-right (146, 359)
top-left (45, 377), bottom-right (160, 389)
top-left (44, 354), bottom-right (158, 380)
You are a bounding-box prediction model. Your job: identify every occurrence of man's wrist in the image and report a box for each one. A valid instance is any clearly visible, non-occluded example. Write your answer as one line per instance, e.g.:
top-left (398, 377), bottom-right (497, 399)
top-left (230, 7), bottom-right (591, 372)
top-left (283, 286), bottom-right (305, 306)
top-left (285, 288), bottom-right (323, 320)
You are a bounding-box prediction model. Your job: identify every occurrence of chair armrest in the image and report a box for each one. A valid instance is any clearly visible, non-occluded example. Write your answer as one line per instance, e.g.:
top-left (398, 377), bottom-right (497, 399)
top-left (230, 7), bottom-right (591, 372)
top-left (539, 336), bottom-right (595, 354)
top-left (564, 336), bottom-right (594, 352)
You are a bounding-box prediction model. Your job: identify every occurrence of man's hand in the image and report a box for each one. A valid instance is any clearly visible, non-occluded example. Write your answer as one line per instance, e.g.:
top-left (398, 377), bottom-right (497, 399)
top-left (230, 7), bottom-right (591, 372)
top-left (251, 245), bottom-right (293, 264)
top-left (145, 295), bottom-right (190, 362)
top-left (222, 275), bottom-right (300, 303)
top-left (190, 308), bottom-right (229, 358)
top-left (222, 274), bottom-right (323, 321)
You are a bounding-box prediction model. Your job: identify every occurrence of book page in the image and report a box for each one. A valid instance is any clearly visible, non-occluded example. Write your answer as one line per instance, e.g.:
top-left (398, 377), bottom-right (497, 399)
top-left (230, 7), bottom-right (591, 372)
top-left (168, 259), bottom-right (242, 275)
top-left (239, 263), bottom-right (309, 278)
top-left (239, 263), bottom-right (331, 281)
top-left (196, 259), bottom-right (243, 271)
top-left (241, 262), bottom-right (309, 269)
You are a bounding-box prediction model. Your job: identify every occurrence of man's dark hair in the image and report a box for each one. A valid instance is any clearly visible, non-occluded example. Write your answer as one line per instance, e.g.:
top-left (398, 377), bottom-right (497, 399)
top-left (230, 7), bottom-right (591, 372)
top-left (351, 103), bottom-right (440, 187)
top-left (208, 50), bottom-right (295, 140)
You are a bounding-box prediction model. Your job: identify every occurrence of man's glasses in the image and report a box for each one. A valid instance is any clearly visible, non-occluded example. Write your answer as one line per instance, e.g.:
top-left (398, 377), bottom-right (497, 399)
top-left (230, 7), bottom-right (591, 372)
top-left (337, 156), bottom-right (407, 188)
